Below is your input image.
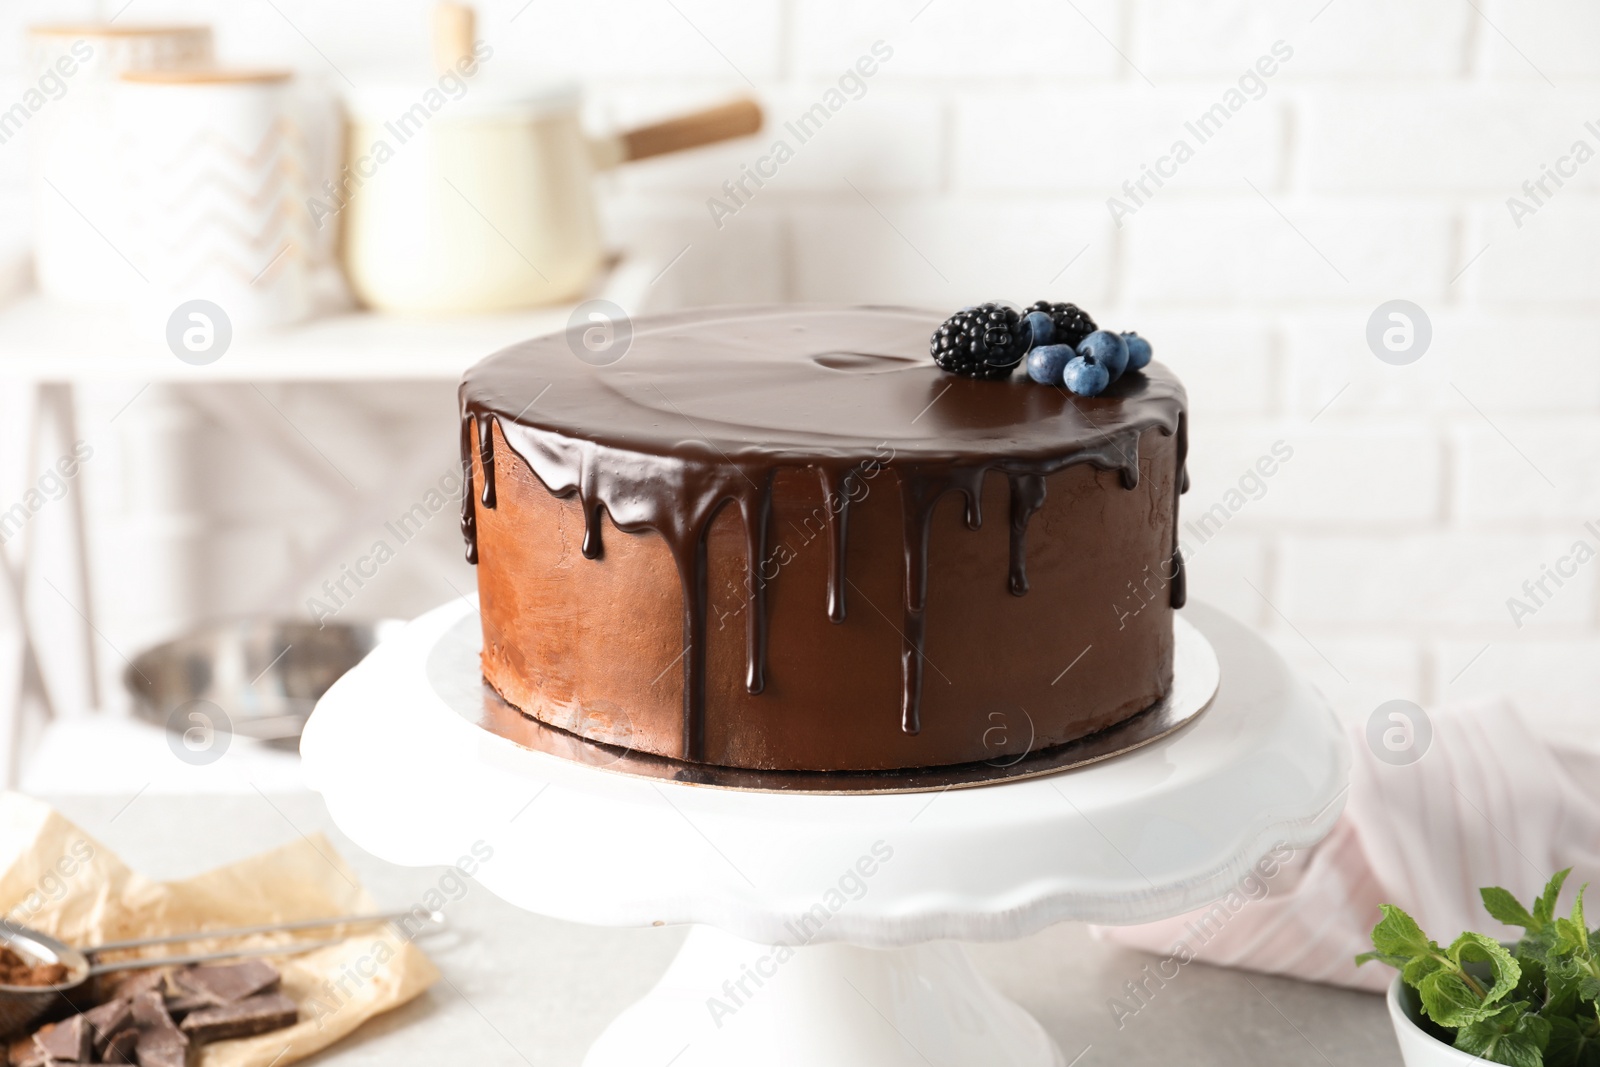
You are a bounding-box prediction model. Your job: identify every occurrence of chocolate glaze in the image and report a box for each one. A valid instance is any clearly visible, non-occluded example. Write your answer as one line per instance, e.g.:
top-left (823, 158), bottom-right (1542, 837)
top-left (821, 468), bottom-right (853, 622)
top-left (1006, 473), bottom-right (1047, 596)
top-left (460, 306), bottom-right (1187, 763)
top-left (459, 417), bottom-right (479, 564)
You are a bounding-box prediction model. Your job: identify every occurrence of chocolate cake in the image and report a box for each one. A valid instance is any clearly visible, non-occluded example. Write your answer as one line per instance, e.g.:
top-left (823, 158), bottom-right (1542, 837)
top-left (459, 306), bottom-right (1187, 773)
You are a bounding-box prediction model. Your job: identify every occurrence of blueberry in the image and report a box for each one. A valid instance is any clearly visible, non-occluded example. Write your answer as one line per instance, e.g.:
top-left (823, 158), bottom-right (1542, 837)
top-left (1025, 343), bottom-right (1074, 385)
top-left (1076, 330), bottom-right (1128, 380)
top-left (1121, 331), bottom-right (1153, 371)
top-left (1021, 311), bottom-right (1056, 349)
top-left (1062, 355), bottom-right (1111, 397)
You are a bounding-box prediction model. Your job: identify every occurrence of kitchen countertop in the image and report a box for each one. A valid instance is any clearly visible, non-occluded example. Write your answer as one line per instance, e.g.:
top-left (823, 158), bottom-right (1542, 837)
top-left (43, 792), bottom-right (1401, 1066)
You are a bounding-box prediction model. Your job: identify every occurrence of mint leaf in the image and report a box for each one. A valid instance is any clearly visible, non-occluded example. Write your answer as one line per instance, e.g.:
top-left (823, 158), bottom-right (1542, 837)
top-left (1404, 952), bottom-right (1451, 988)
top-left (1454, 1004), bottom-right (1551, 1067)
top-left (1421, 970), bottom-right (1501, 1027)
top-left (1545, 1015), bottom-right (1600, 1067)
top-left (1514, 951), bottom-right (1548, 1007)
top-left (1540, 870), bottom-right (1576, 926)
top-left (1547, 961), bottom-right (1587, 1019)
top-left (1558, 918), bottom-right (1590, 958)
top-left (1372, 904), bottom-right (1435, 958)
top-left (1370, 872), bottom-right (1600, 1065)
top-left (1451, 932), bottom-right (1523, 1008)
top-left (1485, 887), bottom-right (1540, 930)
top-left (1521, 924), bottom-right (1560, 961)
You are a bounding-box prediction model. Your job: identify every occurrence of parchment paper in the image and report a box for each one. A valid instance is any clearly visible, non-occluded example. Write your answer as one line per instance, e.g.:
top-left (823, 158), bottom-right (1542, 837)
top-left (0, 792), bottom-right (440, 1065)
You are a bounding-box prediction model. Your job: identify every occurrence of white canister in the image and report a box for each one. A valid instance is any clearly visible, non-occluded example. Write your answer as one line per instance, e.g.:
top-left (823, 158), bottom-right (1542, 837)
top-left (338, 81), bottom-right (602, 314)
top-left (26, 24), bottom-right (213, 305)
top-left (116, 70), bottom-right (312, 332)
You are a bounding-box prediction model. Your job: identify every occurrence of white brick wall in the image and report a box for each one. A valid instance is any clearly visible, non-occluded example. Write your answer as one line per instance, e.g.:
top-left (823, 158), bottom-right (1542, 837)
top-left (793, 0), bottom-right (1122, 81)
top-left (5, 0), bottom-right (1600, 730)
top-left (1455, 424), bottom-right (1600, 520)
top-left (1127, 203), bottom-right (1459, 304)
top-left (1471, 202), bottom-right (1600, 303)
top-left (953, 92), bottom-right (1285, 192)
top-left (1188, 427), bottom-right (1445, 524)
top-left (788, 200), bottom-right (1116, 307)
top-left (1136, 0), bottom-right (1473, 78)
top-left (1479, 0), bottom-right (1600, 80)
top-left (1301, 90), bottom-right (1600, 193)
top-left (1279, 534), bottom-right (1596, 627)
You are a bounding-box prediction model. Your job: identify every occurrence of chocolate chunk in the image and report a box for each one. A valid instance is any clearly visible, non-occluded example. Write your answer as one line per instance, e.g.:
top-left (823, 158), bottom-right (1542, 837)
top-left (84, 998), bottom-right (132, 1052)
top-left (178, 993), bottom-right (297, 1044)
top-left (110, 971), bottom-right (169, 1003)
top-left (134, 1027), bottom-right (187, 1067)
top-left (33, 1014), bottom-right (91, 1062)
top-left (103, 1028), bottom-right (140, 1064)
top-left (173, 961), bottom-right (279, 1005)
top-left (160, 993), bottom-right (211, 1021)
top-left (128, 992), bottom-right (187, 1067)
top-left (128, 992), bottom-right (178, 1033)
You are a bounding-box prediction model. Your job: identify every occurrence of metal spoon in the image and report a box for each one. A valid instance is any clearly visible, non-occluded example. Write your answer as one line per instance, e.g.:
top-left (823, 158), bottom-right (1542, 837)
top-left (0, 909), bottom-right (442, 1037)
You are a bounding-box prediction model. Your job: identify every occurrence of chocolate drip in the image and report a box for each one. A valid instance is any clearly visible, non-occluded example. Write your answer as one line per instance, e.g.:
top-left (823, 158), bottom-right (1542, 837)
top-left (1169, 547), bottom-right (1188, 608)
top-left (893, 470), bottom-right (947, 736)
top-left (741, 474), bottom-right (773, 694)
top-left (459, 306), bottom-right (1187, 761)
top-left (476, 415), bottom-right (497, 508)
top-left (822, 469), bottom-right (853, 623)
top-left (1170, 411), bottom-right (1189, 609)
top-left (1006, 473), bottom-right (1047, 596)
top-left (1116, 443), bottom-right (1140, 489)
top-left (907, 468), bottom-right (987, 734)
top-left (671, 521), bottom-right (712, 761)
top-left (581, 498), bottom-right (605, 560)
top-left (459, 416), bottom-right (478, 564)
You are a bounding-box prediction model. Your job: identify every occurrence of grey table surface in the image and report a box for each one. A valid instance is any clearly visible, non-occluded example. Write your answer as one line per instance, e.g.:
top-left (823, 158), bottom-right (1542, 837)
top-left (42, 793), bottom-right (1401, 1066)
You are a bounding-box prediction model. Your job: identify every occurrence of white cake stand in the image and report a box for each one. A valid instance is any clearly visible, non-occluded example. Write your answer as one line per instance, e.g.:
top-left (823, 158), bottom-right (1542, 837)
top-left (301, 599), bottom-right (1349, 1067)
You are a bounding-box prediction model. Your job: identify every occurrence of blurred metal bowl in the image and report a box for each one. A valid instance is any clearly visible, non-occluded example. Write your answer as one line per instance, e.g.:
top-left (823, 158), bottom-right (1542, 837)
top-left (124, 618), bottom-right (403, 750)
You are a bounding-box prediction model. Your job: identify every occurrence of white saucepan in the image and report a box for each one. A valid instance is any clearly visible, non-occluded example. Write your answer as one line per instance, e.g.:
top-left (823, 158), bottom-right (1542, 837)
top-left (338, 84), bottom-right (761, 314)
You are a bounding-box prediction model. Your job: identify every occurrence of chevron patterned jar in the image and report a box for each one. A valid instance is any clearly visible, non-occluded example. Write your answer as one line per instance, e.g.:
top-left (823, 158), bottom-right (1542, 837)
top-left (116, 69), bottom-right (312, 332)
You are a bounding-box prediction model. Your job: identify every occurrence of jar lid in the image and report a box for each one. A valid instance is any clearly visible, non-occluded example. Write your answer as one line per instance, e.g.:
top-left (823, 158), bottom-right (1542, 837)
top-left (29, 23), bottom-right (210, 38)
top-left (119, 68), bottom-right (292, 85)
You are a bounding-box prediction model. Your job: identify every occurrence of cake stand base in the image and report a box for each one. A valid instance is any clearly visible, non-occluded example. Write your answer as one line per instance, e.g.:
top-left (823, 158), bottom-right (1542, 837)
top-left (586, 927), bottom-right (1061, 1067)
top-left (303, 601), bottom-right (1349, 1066)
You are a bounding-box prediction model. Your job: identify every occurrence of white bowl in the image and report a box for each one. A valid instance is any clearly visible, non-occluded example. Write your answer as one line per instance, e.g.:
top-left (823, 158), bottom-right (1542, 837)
top-left (1387, 975), bottom-right (1486, 1066)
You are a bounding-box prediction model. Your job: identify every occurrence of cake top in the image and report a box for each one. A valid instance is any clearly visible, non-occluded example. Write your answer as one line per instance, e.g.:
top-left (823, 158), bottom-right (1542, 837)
top-left (460, 306), bottom-right (1184, 466)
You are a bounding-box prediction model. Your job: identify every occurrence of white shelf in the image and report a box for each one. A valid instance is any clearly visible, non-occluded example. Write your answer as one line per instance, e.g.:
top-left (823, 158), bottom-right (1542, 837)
top-left (0, 255), bottom-right (660, 382)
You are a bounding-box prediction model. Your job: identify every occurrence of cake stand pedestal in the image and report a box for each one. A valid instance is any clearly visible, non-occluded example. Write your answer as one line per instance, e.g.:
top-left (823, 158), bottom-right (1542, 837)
top-left (301, 600), bottom-right (1349, 1067)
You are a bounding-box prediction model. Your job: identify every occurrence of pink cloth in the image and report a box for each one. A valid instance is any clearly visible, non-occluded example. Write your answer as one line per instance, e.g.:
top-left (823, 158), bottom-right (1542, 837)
top-left (1093, 699), bottom-right (1600, 991)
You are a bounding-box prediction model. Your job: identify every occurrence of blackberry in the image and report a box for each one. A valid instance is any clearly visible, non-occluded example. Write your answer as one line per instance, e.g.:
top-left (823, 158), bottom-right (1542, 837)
top-left (929, 303), bottom-right (1027, 379)
top-left (1025, 301), bottom-right (1097, 351)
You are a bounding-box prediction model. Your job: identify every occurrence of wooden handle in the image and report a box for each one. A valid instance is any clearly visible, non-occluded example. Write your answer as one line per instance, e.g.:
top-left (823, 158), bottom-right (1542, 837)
top-left (618, 98), bottom-right (763, 163)
top-left (432, 2), bottom-right (475, 75)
